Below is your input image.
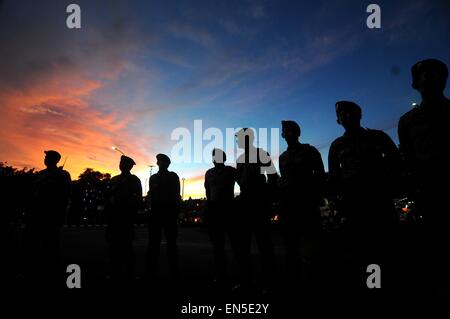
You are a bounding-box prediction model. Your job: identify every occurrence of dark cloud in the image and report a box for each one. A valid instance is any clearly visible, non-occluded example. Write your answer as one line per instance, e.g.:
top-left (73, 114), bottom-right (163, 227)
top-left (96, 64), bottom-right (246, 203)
top-left (0, 0), bottom-right (141, 91)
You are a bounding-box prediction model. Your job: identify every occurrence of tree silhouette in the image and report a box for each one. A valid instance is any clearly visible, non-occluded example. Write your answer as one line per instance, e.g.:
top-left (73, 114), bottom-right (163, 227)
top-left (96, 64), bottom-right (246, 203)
top-left (68, 168), bottom-right (111, 225)
top-left (0, 162), bottom-right (37, 226)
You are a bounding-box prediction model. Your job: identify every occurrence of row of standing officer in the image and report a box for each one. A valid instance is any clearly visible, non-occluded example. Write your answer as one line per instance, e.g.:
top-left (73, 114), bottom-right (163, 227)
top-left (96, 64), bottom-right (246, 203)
top-left (203, 58), bottom-right (450, 292)
top-left (105, 153), bottom-right (180, 283)
top-left (25, 58), bottom-right (449, 292)
top-left (204, 112), bottom-right (399, 291)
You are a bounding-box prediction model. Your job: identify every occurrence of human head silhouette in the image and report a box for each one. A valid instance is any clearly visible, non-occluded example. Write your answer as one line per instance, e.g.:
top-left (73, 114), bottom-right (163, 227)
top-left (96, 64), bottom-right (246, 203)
top-left (235, 128), bottom-right (255, 150)
top-left (44, 150), bottom-right (61, 168)
top-left (411, 59), bottom-right (448, 97)
top-left (335, 101), bottom-right (362, 131)
top-left (156, 153), bottom-right (171, 171)
top-left (119, 155), bottom-right (135, 173)
top-left (212, 148), bottom-right (226, 166)
top-left (281, 120), bottom-right (301, 145)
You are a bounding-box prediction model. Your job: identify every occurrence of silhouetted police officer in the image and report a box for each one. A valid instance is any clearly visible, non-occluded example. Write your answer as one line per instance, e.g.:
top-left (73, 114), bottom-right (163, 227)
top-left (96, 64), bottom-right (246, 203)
top-left (146, 153), bottom-right (181, 279)
top-left (204, 148), bottom-right (236, 286)
top-left (25, 150), bottom-right (71, 285)
top-left (235, 128), bottom-right (277, 291)
top-left (105, 155), bottom-right (142, 282)
top-left (398, 59), bottom-right (450, 291)
top-left (279, 120), bottom-right (325, 281)
top-left (328, 101), bottom-right (401, 288)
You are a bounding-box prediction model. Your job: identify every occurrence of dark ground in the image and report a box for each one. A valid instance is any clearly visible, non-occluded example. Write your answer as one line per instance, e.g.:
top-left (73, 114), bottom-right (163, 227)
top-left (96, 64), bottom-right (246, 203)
top-left (0, 224), bottom-right (446, 316)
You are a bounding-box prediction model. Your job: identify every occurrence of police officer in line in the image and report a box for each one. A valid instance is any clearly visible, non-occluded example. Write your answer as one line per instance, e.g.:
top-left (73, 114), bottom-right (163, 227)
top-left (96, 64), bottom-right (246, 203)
top-left (105, 155), bottom-right (142, 283)
top-left (398, 59), bottom-right (450, 290)
top-left (278, 120), bottom-right (325, 281)
top-left (146, 153), bottom-right (181, 279)
top-left (234, 128), bottom-right (278, 291)
top-left (25, 150), bottom-right (71, 285)
top-left (328, 101), bottom-right (401, 287)
top-left (204, 148), bottom-right (237, 287)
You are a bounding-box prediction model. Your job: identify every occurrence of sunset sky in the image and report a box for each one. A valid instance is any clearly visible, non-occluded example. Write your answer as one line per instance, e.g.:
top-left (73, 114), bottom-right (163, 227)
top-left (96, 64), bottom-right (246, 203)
top-left (0, 0), bottom-right (449, 198)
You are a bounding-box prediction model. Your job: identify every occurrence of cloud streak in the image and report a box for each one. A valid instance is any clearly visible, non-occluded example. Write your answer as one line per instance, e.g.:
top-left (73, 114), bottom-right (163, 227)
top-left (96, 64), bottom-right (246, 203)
top-left (0, 0), bottom-right (157, 179)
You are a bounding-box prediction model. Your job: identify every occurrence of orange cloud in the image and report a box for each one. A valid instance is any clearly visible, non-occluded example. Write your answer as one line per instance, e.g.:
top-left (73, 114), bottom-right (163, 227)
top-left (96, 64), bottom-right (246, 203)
top-left (0, 67), bottom-right (154, 180)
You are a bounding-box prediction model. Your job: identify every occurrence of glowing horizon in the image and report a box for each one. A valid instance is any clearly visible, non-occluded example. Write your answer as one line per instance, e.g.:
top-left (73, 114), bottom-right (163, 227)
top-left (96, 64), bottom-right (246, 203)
top-left (1, 1), bottom-right (449, 199)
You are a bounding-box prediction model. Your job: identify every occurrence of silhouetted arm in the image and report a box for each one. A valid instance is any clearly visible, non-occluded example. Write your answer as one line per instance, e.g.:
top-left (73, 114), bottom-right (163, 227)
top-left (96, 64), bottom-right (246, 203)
top-left (398, 117), bottom-right (415, 175)
top-left (136, 177), bottom-right (143, 198)
top-left (174, 174), bottom-right (181, 205)
top-left (328, 141), bottom-right (341, 199)
top-left (134, 175), bottom-right (143, 208)
top-left (149, 175), bottom-right (156, 208)
top-left (379, 130), bottom-right (402, 175)
top-left (277, 153), bottom-right (287, 191)
top-left (311, 147), bottom-right (326, 198)
top-left (235, 161), bottom-right (244, 189)
top-left (204, 171), bottom-right (211, 201)
top-left (258, 150), bottom-right (277, 180)
top-left (397, 117), bottom-right (417, 197)
top-left (260, 150), bottom-right (279, 199)
top-left (61, 171), bottom-right (72, 209)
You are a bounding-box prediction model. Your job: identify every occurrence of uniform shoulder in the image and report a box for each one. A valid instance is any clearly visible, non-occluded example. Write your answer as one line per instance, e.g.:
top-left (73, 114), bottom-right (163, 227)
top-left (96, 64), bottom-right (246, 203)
top-left (236, 153), bottom-right (245, 163)
top-left (224, 165), bottom-right (237, 175)
top-left (257, 148), bottom-right (272, 161)
top-left (306, 144), bottom-right (322, 158)
top-left (131, 175), bottom-right (142, 190)
top-left (131, 174), bottom-right (141, 182)
top-left (37, 168), bottom-right (47, 176)
top-left (399, 107), bottom-right (421, 124)
top-left (205, 167), bottom-right (215, 176)
top-left (60, 169), bottom-right (71, 179)
top-left (225, 165), bottom-right (236, 171)
top-left (330, 136), bottom-right (346, 149)
top-left (366, 128), bottom-right (392, 141)
top-left (170, 171), bottom-right (179, 179)
top-left (302, 143), bottom-right (319, 152)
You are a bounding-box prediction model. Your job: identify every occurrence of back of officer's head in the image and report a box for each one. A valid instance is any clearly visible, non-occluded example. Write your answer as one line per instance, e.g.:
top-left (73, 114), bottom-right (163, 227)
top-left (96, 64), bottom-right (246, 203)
top-left (119, 155), bottom-right (136, 173)
top-left (235, 128), bottom-right (255, 149)
top-left (411, 59), bottom-right (448, 94)
top-left (44, 150), bottom-right (61, 168)
top-left (335, 101), bottom-right (362, 129)
top-left (156, 153), bottom-right (171, 170)
top-left (281, 120), bottom-right (301, 142)
top-left (212, 148), bottom-right (226, 165)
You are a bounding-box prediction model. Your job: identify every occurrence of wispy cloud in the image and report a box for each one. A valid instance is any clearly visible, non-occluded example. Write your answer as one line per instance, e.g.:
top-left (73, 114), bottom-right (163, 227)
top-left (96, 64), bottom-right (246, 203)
top-left (0, 0), bottom-right (160, 179)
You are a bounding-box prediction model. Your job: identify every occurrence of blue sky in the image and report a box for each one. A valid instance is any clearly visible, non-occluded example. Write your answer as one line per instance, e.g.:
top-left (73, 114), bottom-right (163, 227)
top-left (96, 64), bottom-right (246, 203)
top-left (0, 0), bottom-right (449, 197)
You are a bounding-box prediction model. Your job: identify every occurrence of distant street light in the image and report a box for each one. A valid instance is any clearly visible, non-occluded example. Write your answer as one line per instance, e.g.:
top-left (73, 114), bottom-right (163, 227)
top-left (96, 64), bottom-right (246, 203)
top-left (148, 165), bottom-right (155, 178)
top-left (111, 146), bottom-right (125, 155)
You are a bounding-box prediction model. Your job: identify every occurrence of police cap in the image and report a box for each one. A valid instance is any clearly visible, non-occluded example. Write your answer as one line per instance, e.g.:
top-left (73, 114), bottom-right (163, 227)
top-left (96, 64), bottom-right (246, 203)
top-left (120, 155), bottom-right (136, 166)
top-left (156, 153), bottom-right (171, 165)
top-left (281, 120), bottom-right (301, 136)
top-left (412, 58), bottom-right (448, 81)
top-left (44, 150), bottom-right (61, 163)
top-left (235, 128), bottom-right (255, 140)
top-left (335, 101), bottom-right (362, 117)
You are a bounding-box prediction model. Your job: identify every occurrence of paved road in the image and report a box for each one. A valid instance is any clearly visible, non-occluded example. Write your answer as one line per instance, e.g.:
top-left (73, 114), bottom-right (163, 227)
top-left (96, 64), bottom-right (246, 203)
top-left (2, 223), bottom-right (440, 315)
top-left (61, 225), bottom-right (287, 286)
